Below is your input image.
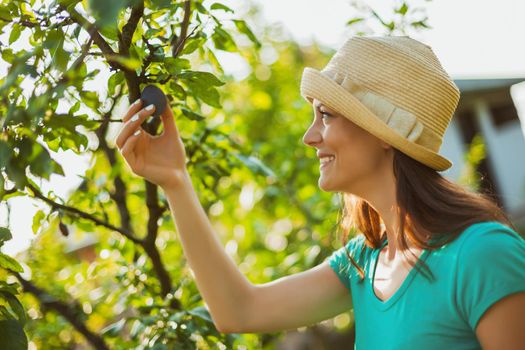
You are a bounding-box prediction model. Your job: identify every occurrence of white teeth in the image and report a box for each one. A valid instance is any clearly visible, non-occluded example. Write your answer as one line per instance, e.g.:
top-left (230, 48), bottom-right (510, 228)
top-left (320, 156), bottom-right (335, 165)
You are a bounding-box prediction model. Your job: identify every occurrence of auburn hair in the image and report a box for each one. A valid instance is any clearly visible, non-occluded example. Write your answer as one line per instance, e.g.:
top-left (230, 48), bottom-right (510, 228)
top-left (336, 148), bottom-right (517, 283)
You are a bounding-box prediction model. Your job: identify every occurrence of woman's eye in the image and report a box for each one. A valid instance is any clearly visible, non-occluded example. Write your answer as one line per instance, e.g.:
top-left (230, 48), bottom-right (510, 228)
top-left (321, 112), bottom-right (332, 120)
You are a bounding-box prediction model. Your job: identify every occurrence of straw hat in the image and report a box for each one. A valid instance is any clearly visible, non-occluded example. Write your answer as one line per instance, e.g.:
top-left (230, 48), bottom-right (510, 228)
top-left (300, 36), bottom-right (460, 171)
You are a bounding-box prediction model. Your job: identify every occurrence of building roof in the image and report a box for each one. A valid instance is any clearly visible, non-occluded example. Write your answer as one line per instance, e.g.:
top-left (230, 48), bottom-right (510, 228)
top-left (454, 78), bottom-right (525, 93)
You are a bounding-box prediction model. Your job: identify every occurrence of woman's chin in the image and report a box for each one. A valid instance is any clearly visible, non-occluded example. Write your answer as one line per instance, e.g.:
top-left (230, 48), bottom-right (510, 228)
top-left (318, 176), bottom-right (335, 192)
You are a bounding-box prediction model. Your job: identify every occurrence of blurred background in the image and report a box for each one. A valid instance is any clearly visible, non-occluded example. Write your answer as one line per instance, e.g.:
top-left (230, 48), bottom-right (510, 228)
top-left (0, 0), bottom-right (524, 348)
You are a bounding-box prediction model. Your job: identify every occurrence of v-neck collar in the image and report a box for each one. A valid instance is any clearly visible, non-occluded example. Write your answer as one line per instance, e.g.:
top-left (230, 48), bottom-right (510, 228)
top-left (370, 238), bottom-right (431, 311)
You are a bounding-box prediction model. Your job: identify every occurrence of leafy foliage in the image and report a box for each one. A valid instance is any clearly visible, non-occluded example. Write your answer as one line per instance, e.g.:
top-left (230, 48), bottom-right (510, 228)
top-left (0, 227), bottom-right (27, 349)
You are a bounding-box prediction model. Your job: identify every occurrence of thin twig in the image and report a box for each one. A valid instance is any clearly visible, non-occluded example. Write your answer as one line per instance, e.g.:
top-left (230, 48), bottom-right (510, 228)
top-left (26, 183), bottom-right (142, 244)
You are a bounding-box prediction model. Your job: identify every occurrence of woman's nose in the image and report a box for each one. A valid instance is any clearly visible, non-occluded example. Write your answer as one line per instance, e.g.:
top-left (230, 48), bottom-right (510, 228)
top-left (302, 123), bottom-right (322, 147)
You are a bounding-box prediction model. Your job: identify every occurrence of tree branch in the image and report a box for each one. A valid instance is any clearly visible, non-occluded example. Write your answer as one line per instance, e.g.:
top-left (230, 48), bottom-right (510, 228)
top-left (171, 0), bottom-right (192, 58)
top-left (15, 273), bottom-right (110, 350)
top-left (92, 95), bottom-right (174, 302)
top-left (94, 102), bottom-right (138, 240)
top-left (120, 0), bottom-right (145, 54)
top-left (142, 180), bottom-right (173, 297)
top-left (56, 35), bottom-right (94, 86)
top-left (26, 183), bottom-right (142, 244)
top-left (65, 7), bottom-right (129, 72)
top-left (83, 1), bottom-right (177, 301)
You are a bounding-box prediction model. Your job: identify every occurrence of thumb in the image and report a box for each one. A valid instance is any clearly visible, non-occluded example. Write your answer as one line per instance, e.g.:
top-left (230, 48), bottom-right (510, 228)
top-left (160, 103), bottom-right (180, 138)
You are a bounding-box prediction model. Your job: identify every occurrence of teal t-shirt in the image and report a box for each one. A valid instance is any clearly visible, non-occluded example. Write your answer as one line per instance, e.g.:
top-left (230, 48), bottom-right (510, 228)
top-left (326, 221), bottom-right (525, 350)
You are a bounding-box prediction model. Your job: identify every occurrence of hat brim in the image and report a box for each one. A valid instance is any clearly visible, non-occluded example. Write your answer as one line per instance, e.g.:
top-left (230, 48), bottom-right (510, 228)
top-left (300, 67), bottom-right (452, 171)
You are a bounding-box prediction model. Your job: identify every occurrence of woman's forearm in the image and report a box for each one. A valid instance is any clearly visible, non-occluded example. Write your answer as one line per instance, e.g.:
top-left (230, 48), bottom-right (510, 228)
top-left (162, 171), bottom-right (254, 333)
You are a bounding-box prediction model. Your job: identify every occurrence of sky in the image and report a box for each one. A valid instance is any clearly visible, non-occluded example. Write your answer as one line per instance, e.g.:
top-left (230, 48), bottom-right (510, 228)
top-left (1, 0), bottom-right (525, 255)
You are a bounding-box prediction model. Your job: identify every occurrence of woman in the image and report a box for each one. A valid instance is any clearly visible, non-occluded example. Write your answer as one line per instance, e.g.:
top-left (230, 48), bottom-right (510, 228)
top-left (115, 36), bottom-right (525, 349)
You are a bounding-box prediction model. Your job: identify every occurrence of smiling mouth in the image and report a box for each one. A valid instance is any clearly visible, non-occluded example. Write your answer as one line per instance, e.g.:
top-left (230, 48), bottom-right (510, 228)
top-left (320, 156), bottom-right (335, 169)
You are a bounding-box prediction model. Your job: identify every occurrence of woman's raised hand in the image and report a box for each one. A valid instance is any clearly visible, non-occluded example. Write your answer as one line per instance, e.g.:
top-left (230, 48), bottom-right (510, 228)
top-left (115, 98), bottom-right (189, 189)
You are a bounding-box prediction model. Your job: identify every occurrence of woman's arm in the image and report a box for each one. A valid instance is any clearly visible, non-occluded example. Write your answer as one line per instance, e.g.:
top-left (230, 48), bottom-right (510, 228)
top-left (116, 101), bottom-right (353, 333)
top-left (163, 172), bottom-right (254, 333)
top-left (116, 99), bottom-right (253, 332)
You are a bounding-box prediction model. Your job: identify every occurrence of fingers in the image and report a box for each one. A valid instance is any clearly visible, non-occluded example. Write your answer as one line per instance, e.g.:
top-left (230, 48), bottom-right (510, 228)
top-left (123, 98), bottom-right (144, 123)
top-left (115, 103), bottom-right (156, 150)
top-left (160, 103), bottom-right (180, 138)
top-left (121, 129), bottom-right (142, 167)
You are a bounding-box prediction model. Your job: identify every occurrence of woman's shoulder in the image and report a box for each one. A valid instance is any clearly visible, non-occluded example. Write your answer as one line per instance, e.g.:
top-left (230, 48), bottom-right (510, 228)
top-left (456, 220), bottom-right (523, 246)
top-left (326, 233), bottom-right (368, 264)
top-left (453, 220), bottom-right (525, 262)
top-left (453, 220), bottom-right (525, 331)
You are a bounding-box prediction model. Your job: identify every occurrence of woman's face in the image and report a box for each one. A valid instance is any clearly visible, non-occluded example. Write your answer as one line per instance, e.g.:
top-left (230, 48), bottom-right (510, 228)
top-left (302, 98), bottom-right (393, 195)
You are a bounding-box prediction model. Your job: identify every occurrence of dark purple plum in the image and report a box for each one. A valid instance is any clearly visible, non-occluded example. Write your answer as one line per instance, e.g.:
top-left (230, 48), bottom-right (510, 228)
top-left (140, 85), bottom-right (167, 117)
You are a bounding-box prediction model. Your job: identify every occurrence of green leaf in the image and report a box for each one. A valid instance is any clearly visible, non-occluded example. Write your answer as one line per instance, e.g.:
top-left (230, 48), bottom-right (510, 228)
top-left (0, 253), bottom-right (24, 273)
top-left (0, 319), bottom-right (27, 350)
top-left (1, 48), bottom-right (15, 63)
top-left (149, 0), bottom-right (171, 10)
top-left (180, 107), bottom-right (205, 121)
top-left (0, 6), bottom-right (13, 23)
top-left (187, 306), bottom-right (213, 323)
top-left (0, 227), bottom-right (13, 245)
top-left (397, 2), bottom-right (408, 15)
top-left (167, 82), bottom-right (186, 100)
top-left (232, 20), bottom-right (261, 49)
top-left (180, 36), bottom-right (206, 56)
top-left (210, 3), bottom-right (233, 13)
top-left (28, 144), bottom-right (54, 179)
top-left (211, 26), bottom-right (237, 52)
top-left (32, 210), bottom-right (46, 235)
top-left (178, 71), bottom-right (224, 87)
top-left (192, 86), bottom-right (221, 108)
top-left (99, 24), bottom-right (119, 41)
top-left (88, 0), bottom-right (126, 29)
top-left (233, 153), bottom-right (276, 178)
top-left (206, 48), bottom-right (223, 75)
top-left (165, 57), bottom-right (191, 75)
top-left (178, 71), bottom-right (224, 108)
top-left (194, 1), bottom-right (208, 14)
top-left (69, 101), bottom-right (81, 114)
top-left (51, 159), bottom-right (66, 176)
top-left (0, 292), bottom-right (27, 325)
top-left (53, 45), bottom-right (69, 72)
top-left (9, 25), bottom-right (21, 45)
top-left (0, 140), bottom-right (12, 168)
top-left (6, 157), bottom-right (28, 189)
top-left (0, 305), bottom-right (11, 319)
top-left (411, 20), bottom-right (430, 29)
top-left (107, 55), bottom-right (142, 70)
top-left (79, 91), bottom-right (100, 111)
top-left (58, 0), bottom-right (81, 7)
top-left (0, 281), bottom-right (20, 295)
top-left (45, 29), bottom-right (65, 62)
top-left (107, 71), bottom-right (124, 96)
top-left (346, 17), bottom-right (365, 26)
top-left (15, 137), bottom-right (32, 160)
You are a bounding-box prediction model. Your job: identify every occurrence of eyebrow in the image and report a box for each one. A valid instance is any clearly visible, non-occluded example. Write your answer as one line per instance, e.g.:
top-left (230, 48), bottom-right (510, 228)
top-left (313, 100), bottom-right (324, 109)
top-left (313, 101), bottom-right (334, 114)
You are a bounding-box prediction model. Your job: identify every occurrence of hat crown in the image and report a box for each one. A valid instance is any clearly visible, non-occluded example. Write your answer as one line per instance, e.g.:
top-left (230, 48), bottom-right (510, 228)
top-left (321, 36), bottom-right (460, 147)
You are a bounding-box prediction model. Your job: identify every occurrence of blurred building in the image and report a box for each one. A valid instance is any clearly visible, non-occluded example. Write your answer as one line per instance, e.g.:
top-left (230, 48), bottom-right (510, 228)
top-left (440, 78), bottom-right (525, 228)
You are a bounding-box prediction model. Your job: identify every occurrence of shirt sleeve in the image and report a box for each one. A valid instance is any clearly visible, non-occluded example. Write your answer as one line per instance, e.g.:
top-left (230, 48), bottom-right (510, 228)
top-left (325, 234), bottom-right (365, 292)
top-left (455, 222), bottom-right (525, 331)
